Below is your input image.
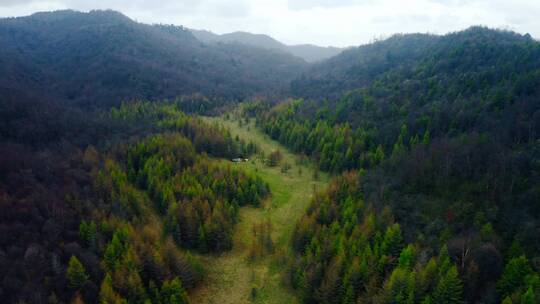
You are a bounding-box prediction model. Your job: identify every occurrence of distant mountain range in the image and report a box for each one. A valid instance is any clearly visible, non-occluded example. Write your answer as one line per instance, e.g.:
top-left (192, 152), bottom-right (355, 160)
top-left (0, 10), bottom-right (307, 106)
top-left (190, 29), bottom-right (344, 62)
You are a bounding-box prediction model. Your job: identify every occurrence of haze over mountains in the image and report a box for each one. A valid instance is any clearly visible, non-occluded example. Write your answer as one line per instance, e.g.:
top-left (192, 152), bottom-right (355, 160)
top-left (0, 10), bottom-right (307, 106)
top-left (190, 29), bottom-right (344, 62)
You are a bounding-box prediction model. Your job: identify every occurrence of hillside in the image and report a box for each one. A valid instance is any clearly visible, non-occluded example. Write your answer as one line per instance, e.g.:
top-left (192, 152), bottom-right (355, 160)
top-left (291, 27), bottom-right (539, 100)
top-left (0, 10), bottom-right (307, 107)
top-left (190, 29), bottom-right (343, 62)
top-left (251, 26), bottom-right (540, 303)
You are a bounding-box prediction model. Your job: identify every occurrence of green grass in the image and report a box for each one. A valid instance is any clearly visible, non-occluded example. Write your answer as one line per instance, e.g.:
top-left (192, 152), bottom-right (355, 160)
top-left (190, 117), bottom-right (329, 304)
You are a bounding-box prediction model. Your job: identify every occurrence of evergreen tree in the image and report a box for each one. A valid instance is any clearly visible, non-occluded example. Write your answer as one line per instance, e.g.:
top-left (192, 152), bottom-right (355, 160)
top-left (497, 256), bottom-right (533, 299)
top-left (67, 256), bottom-right (89, 289)
top-left (381, 223), bottom-right (404, 258)
top-left (398, 244), bottom-right (415, 269)
top-left (79, 220), bottom-right (98, 249)
top-left (433, 266), bottom-right (463, 304)
top-left (99, 273), bottom-right (126, 304)
top-left (160, 278), bottom-right (189, 304)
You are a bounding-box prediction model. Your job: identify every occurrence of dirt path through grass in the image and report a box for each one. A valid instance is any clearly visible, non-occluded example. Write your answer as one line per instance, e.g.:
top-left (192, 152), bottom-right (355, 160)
top-left (190, 117), bottom-right (329, 304)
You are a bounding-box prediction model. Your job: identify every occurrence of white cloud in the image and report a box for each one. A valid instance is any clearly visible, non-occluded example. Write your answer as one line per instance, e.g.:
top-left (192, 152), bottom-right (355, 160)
top-left (0, 0), bottom-right (539, 47)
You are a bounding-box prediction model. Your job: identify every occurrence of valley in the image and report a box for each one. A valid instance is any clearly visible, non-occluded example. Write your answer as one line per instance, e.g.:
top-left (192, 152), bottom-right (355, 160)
top-left (191, 116), bottom-right (329, 304)
top-left (0, 8), bottom-right (539, 304)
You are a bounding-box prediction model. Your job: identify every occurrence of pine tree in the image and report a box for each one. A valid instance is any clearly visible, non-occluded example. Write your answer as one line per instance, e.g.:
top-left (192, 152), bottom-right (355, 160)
top-left (99, 273), bottom-right (126, 304)
top-left (79, 220), bottom-right (97, 249)
top-left (497, 256), bottom-right (533, 298)
top-left (433, 266), bottom-right (463, 304)
top-left (160, 278), bottom-right (189, 304)
top-left (391, 124), bottom-right (408, 159)
top-left (385, 268), bottom-right (407, 303)
top-left (381, 223), bottom-right (404, 258)
top-left (419, 258), bottom-right (438, 297)
top-left (438, 245), bottom-right (451, 275)
top-left (398, 244), bottom-right (415, 269)
top-left (67, 256), bottom-right (89, 289)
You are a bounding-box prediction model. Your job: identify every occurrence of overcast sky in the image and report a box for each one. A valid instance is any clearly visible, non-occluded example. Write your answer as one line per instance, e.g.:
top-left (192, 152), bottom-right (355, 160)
top-left (0, 0), bottom-right (539, 47)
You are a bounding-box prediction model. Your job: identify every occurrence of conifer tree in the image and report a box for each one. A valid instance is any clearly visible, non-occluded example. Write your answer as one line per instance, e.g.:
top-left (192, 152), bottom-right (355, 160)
top-left (160, 278), bottom-right (189, 304)
top-left (497, 256), bottom-right (533, 299)
top-left (67, 256), bottom-right (89, 289)
top-left (381, 223), bottom-right (404, 258)
top-left (433, 266), bottom-right (463, 304)
top-left (99, 273), bottom-right (126, 304)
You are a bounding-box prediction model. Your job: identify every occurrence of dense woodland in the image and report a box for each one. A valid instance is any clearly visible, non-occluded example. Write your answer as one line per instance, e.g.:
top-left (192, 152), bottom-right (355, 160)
top-left (247, 27), bottom-right (540, 303)
top-left (0, 99), bottom-right (268, 303)
top-left (0, 9), bottom-right (539, 304)
top-left (0, 10), bottom-right (306, 107)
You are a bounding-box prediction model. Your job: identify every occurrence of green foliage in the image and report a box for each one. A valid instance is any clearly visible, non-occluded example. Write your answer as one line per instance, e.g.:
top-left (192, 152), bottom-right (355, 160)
top-left (0, 100), bottom-right (269, 303)
top-left (110, 101), bottom-right (243, 159)
top-left (0, 10), bottom-right (306, 107)
top-left (99, 274), bottom-right (126, 304)
top-left (289, 172), bottom-right (463, 304)
top-left (398, 244), bottom-right (415, 269)
top-left (2, 19), bottom-right (540, 304)
top-left (497, 256), bottom-right (535, 299)
top-left (79, 220), bottom-right (98, 249)
top-left (252, 26), bottom-right (540, 304)
top-left (67, 256), bottom-right (89, 290)
top-left (381, 223), bottom-right (404, 258)
top-left (433, 266), bottom-right (463, 304)
top-left (156, 278), bottom-right (189, 304)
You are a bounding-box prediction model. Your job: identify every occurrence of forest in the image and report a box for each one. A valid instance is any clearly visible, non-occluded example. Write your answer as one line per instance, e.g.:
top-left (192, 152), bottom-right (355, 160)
top-left (247, 26), bottom-right (540, 304)
top-left (0, 9), bottom-right (539, 304)
top-left (0, 99), bottom-right (268, 303)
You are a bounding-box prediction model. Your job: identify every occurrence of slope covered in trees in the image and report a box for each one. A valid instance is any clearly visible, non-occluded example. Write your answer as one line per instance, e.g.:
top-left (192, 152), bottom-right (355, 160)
top-left (0, 10), bottom-right (306, 107)
top-left (291, 27), bottom-right (539, 100)
top-left (247, 27), bottom-right (540, 303)
top-left (0, 99), bottom-right (269, 303)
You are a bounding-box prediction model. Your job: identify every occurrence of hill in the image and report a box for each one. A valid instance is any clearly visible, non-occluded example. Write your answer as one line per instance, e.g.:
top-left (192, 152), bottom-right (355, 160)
top-left (252, 26), bottom-right (540, 303)
top-left (190, 29), bottom-right (343, 62)
top-left (0, 10), bottom-right (307, 107)
top-left (290, 27), bottom-right (539, 100)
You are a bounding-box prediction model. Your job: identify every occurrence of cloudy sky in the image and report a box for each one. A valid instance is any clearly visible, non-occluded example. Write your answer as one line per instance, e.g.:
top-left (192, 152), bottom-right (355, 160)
top-left (0, 0), bottom-right (539, 47)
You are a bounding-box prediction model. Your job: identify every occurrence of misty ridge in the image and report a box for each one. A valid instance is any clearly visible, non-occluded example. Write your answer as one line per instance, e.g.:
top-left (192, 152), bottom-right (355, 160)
top-left (0, 7), bottom-right (539, 304)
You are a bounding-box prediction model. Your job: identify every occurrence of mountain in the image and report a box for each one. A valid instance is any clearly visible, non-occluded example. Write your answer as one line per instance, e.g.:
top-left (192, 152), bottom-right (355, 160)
top-left (0, 10), bottom-right (307, 107)
top-left (190, 29), bottom-right (344, 62)
top-left (254, 26), bottom-right (540, 303)
top-left (291, 27), bottom-right (540, 100)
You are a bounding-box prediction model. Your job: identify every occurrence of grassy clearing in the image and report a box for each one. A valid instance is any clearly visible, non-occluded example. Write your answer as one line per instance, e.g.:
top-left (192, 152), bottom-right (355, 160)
top-left (189, 116), bottom-right (329, 304)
